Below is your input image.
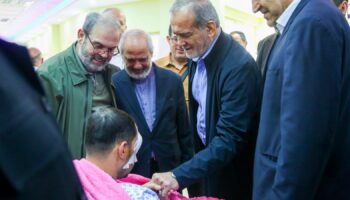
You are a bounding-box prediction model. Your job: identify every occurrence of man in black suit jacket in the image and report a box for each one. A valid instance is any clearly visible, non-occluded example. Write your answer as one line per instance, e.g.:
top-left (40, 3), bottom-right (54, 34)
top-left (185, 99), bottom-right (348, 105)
top-left (256, 33), bottom-right (278, 80)
top-left (112, 29), bottom-right (193, 178)
top-left (152, 0), bottom-right (262, 199)
top-left (0, 39), bottom-right (85, 199)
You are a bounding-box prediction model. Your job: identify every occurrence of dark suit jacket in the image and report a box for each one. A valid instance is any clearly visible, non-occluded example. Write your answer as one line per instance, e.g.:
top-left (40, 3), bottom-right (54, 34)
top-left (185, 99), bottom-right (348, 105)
top-left (256, 33), bottom-right (278, 80)
top-left (173, 31), bottom-right (262, 199)
top-left (112, 64), bottom-right (193, 178)
top-left (254, 0), bottom-right (350, 199)
top-left (0, 39), bottom-right (85, 199)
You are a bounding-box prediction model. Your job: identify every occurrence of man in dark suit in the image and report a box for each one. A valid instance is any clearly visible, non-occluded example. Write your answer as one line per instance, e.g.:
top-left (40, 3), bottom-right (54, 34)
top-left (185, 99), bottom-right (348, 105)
top-left (152, 0), bottom-right (262, 199)
top-left (112, 29), bottom-right (193, 178)
top-left (0, 39), bottom-right (85, 199)
top-left (252, 0), bottom-right (350, 199)
top-left (257, 0), bottom-right (348, 81)
top-left (256, 33), bottom-right (278, 80)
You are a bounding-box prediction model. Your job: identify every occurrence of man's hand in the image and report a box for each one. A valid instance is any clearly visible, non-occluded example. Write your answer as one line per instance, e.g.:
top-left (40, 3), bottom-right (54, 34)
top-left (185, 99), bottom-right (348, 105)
top-left (152, 172), bottom-right (179, 197)
top-left (143, 180), bottom-right (161, 191)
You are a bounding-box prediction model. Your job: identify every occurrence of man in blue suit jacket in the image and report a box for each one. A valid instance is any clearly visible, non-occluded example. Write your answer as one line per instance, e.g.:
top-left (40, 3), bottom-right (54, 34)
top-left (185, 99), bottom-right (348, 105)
top-left (252, 0), bottom-right (350, 199)
top-left (152, 1), bottom-right (262, 199)
top-left (112, 29), bottom-right (193, 178)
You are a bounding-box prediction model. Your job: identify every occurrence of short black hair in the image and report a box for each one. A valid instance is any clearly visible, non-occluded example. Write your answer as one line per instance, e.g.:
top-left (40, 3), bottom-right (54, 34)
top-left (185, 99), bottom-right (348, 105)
top-left (85, 107), bottom-right (137, 154)
top-left (333, 0), bottom-right (347, 6)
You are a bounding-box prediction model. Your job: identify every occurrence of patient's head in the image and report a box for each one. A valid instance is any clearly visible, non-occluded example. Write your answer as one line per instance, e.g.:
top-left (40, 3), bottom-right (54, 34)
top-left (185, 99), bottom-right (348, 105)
top-left (85, 107), bottom-right (141, 178)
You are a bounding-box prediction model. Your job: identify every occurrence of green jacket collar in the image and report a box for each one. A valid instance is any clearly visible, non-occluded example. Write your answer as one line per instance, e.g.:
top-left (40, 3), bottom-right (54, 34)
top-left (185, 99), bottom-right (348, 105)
top-left (65, 42), bottom-right (89, 86)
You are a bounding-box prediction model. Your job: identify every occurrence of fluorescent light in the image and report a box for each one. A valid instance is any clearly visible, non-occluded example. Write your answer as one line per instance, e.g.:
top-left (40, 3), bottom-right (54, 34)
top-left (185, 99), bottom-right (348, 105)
top-left (10, 0), bottom-right (75, 40)
top-left (24, 1), bottom-right (35, 7)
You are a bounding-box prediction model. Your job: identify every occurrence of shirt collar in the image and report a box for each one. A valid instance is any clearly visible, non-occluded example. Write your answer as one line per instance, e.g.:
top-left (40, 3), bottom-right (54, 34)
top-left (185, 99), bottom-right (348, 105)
top-left (168, 53), bottom-right (188, 70)
top-left (192, 28), bottom-right (221, 62)
top-left (276, 0), bottom-right (301, 34)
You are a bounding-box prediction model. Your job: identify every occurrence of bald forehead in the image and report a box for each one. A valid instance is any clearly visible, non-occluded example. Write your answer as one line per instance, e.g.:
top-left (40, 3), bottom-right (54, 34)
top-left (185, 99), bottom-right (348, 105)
top-left (124, 35), bottom-right (148, 50)
top-left (28, 48), bottom-right (41, 56)
top-left (105, 9), bottom-right (126, 23)
top-left (112, 10), bottom-right (124, 18)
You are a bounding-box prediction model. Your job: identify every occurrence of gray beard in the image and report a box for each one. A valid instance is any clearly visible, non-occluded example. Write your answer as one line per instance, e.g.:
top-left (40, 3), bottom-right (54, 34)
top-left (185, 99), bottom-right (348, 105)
top-left (125, 61), bottom-right (152, 80)
top-left (77, 41), bottom-right (108, 73)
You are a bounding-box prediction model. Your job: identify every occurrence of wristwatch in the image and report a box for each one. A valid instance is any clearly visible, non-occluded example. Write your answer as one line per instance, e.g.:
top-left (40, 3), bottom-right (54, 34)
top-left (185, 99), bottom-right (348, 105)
top-left (171, 172), bottom-right (177, 180)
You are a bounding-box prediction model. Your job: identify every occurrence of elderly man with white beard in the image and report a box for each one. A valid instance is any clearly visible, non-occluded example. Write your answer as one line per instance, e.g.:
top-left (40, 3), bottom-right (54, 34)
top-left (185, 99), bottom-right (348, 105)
top-left (38, 12), bottom-right (122, 159)
top-left (112, 29), bottom-right (194, 179)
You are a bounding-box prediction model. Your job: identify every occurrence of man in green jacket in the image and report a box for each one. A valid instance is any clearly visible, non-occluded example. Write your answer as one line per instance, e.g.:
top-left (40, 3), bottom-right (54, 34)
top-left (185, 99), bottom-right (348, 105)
top-left (38, 12), bottom-right (122, 159)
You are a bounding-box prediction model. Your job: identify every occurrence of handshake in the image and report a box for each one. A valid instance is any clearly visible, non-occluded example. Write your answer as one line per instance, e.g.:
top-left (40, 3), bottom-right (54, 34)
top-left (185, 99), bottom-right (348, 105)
top-left (144, 172), bottom-right (180, 199)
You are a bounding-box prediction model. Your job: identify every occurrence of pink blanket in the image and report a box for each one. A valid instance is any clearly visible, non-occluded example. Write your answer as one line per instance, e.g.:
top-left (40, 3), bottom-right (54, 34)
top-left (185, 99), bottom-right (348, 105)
top-left (119, 174), bottom-right (221, 200)
top-left (74, 159), bottom-right (220, 200)
top-left (73, 159), bottom-right (131, 200)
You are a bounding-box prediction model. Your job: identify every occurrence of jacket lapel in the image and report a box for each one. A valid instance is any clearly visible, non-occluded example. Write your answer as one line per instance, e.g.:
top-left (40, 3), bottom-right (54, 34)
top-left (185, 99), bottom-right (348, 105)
top-left (280, 0), bottom-right (310, 37)
top-left (119, 72), bottom-right (150, 132)
top-left (65, 43), bottom-right (89, 86)
top-left (261, 34), bottom-right (279, 79)
top-left (152, 65), bottom-right (166, 131)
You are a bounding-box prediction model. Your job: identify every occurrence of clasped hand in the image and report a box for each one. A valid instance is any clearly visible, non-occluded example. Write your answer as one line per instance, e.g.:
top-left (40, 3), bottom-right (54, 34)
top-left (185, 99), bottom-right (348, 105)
top-left (147, 172), bottom-right (179, 199)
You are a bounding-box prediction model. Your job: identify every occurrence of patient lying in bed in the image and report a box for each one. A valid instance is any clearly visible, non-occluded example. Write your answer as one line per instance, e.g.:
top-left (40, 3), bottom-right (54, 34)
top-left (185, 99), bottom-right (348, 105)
top-left (74, 107), bottom-right (219, 200)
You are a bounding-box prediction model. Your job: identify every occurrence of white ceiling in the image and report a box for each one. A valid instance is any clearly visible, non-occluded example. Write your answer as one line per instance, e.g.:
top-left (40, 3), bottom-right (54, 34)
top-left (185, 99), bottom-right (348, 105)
top-left (0, 0), bottom-right (134, 42)
top-left (0, 0), bottom-right (36, 36)
top-left (2, 0), bottom-right (347, 43)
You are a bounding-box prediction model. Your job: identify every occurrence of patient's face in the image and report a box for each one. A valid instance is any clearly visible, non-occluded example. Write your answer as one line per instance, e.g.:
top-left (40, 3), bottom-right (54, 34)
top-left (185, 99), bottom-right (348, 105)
top-left (117, 164), bottom-right (134, 178)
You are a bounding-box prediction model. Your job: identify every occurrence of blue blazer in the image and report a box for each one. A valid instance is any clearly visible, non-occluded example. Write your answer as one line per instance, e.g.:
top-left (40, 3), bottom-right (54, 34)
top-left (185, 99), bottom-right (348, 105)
top-left (173, 31), bottom-right (262, 199)
top-left (253, 0), bottom-right (350, 199)
top-left (112, 64), bottom-right (193, 178)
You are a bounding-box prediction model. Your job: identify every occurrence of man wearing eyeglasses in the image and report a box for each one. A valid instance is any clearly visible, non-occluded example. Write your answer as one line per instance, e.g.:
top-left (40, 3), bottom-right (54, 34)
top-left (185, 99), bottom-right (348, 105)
top-left (37, 12), bottom-right (122, 159)
top-left (112, 29), bottom-right (194, 180)
top-left (155, 25), bottom-right (189, 110)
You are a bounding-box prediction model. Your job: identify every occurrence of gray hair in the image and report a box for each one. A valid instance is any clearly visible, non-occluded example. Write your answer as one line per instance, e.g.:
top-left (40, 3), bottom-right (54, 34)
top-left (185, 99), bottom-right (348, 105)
top-left (170, 0), bottom-right (220, 29)
top-left (118, 29), bottom-right (154, 55)
top-left (82, 12), bottom-right (121, 35)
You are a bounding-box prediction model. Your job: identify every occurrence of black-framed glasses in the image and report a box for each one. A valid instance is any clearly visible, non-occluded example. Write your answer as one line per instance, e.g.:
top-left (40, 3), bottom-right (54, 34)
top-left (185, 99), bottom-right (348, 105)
top-left (86, 34), bottom-right (119, 56)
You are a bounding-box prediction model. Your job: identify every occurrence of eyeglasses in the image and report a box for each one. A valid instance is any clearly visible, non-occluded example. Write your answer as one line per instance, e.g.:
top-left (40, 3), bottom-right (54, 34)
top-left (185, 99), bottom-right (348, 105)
top-left (86, 34), bottom-right (119, 56)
